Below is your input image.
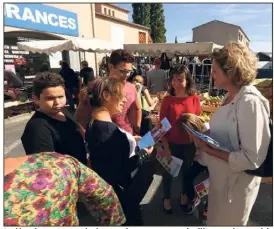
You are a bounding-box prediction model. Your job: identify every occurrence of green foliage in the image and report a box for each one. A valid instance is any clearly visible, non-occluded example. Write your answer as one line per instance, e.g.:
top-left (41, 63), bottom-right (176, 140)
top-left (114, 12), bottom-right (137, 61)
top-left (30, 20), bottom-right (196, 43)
top-left (132, 3), bottom-right (166, 43)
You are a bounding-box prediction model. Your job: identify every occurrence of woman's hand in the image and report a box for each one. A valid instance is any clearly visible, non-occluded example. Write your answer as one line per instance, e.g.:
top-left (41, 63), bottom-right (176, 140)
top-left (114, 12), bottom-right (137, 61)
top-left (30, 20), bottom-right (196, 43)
top-left (153, 97), bottom-right (159, 104)
top-left (144, 146), bottom-right (154, 155)
top-left (133, 135), bottom-right (142, 143)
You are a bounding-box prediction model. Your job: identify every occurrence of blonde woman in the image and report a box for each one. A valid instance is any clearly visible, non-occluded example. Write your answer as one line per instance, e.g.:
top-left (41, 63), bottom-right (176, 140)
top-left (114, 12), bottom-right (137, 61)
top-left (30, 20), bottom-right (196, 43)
top-left (191, 42), bottom-right (271, 225)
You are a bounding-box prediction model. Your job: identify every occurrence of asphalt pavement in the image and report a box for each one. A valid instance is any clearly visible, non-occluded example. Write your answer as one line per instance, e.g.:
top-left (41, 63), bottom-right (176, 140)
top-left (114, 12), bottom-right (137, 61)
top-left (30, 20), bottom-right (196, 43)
top-left (4, 116), bottom-right (273, 226)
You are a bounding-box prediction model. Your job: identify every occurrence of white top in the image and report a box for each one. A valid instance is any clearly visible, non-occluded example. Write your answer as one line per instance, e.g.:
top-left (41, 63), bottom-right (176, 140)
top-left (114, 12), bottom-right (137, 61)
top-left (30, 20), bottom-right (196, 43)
top-left (203, 85), bottom-right (270, 202)
top-left (118, 127), bottom-right (139, 178)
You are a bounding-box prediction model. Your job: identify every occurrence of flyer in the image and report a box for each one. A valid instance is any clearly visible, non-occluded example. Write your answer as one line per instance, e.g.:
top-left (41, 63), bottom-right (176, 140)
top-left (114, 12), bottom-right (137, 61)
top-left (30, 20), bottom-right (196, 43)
top-left (182, 123), bottom-right (229, 152)
top-left (138, 117), bottom-right (171, 150)
top-left (194, 178), bottom-right (210, 198)
top-left (155, 145), bottom-right (183, 177)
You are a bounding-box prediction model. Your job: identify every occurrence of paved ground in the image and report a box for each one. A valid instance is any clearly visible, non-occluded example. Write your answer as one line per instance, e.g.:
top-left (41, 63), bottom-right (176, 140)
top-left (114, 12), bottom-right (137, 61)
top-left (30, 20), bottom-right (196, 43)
top-left (4, 117), bottom-right (273, 226)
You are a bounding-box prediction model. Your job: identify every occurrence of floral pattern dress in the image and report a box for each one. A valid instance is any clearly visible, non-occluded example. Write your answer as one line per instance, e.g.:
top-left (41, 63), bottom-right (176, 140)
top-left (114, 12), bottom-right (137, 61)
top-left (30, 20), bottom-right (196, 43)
top-left (4, 152), bottom-right (126, 226)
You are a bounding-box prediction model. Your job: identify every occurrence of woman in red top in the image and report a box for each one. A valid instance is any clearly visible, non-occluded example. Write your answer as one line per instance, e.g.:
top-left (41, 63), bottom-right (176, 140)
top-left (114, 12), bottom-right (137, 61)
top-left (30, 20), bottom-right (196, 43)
top-left (160, 65), bottom-right (201, 213)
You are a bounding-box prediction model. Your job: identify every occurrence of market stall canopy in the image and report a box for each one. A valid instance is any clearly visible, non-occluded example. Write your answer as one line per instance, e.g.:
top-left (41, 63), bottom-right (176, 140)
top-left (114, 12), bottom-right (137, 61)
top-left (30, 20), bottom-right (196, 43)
top-left (17, 38), bottom-right (123, 55)
top-left (124, 42), bottom-right (223, 57)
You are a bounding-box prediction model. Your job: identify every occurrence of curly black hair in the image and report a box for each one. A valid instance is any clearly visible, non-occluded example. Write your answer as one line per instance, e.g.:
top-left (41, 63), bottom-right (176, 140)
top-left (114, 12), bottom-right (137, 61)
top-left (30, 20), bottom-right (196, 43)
top-left (109, 49), bottom-right (134, 66)
top-left (33, 72), bottom-right (65, 98)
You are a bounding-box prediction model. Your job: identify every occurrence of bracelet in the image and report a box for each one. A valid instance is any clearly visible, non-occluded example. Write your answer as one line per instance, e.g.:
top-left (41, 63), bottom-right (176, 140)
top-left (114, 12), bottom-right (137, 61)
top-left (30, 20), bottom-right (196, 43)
top-left (138, 149), bottom-right (149, 164)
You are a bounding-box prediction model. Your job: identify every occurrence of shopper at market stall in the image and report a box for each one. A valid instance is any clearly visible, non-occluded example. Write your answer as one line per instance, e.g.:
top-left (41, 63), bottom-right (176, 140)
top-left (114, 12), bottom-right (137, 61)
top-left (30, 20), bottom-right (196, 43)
top-left (85, 78), bottom-right (154, 225)
top-left (132, 75), bottom-right (159, 135)
top-left (108, 49), bottom-right (142, 135)
top-left (159, 65), bottom-right (201, 214)
top-left (80, 60), bottom-right (95, 87)
top-left (190, 42), bottom-right (271, 226)
top-left (59, 61), bottom-right (79, 112)
top-left (4, 152), bottom-right (126, 226)
top-left (4, 69), bottom-right (23, 88)
top-left (39, 62), bottom-right (51, 73)
top-left (147, 58), bottom-right (168, 93)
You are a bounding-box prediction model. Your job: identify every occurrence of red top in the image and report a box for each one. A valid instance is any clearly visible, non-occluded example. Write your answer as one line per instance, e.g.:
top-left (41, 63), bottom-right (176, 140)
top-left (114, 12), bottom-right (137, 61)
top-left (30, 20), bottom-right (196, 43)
top-left (160, 95), bottom-right (201, 144)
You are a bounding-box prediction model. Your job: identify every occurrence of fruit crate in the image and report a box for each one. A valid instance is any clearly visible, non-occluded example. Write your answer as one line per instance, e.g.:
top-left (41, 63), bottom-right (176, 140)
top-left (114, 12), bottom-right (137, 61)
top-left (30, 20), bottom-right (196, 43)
top-left (200, 100), bottom-right (219, 113)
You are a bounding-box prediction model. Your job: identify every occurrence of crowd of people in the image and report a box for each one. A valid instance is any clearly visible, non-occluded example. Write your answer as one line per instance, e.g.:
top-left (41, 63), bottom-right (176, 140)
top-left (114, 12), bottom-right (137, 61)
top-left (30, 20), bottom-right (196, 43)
top-left (4, 42), bottom-right (271, 226)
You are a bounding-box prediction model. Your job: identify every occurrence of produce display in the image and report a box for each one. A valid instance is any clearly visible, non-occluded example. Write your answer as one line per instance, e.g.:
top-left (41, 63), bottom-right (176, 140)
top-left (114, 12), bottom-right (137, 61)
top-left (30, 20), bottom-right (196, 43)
top-left (253, 79), bottom-right (273, 113)
top-left (200, 111), bottom-right (212, 122)
top-left (200, 95), bottom-right (224, 112)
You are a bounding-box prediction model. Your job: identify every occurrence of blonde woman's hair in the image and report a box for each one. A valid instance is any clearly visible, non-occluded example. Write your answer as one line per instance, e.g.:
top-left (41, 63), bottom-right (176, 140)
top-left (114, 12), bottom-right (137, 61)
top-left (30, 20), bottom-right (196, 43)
top-left (178, 113), bottom-right (206, 134)
top-left (212, 42), bottom-right (258, 86)
top-left (88, 77), bottom-right (124, 108)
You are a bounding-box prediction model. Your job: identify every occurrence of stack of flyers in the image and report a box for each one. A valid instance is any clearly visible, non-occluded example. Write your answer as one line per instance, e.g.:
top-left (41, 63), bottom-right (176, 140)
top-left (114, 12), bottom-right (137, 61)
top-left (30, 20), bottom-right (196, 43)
top-left (194, 178), bottom-right (210, 198)
top-left (155, 144), bottom-right (183, 177)
top-left (182, 123), bottom-right (229, 152)
top-left (138, 117), bottom-right (171, 150)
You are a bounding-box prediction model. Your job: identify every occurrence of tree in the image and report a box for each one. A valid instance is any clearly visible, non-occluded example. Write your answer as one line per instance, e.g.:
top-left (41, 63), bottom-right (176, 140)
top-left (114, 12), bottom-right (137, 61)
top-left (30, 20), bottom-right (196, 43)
top-left (150, 3), bottom-right (166, 43)
top-left (132, 3), bottom-right (142, 25)
top-left (175, 36), bottom-right (178, 43)
top-left (132, 3), bottom-right (167, 43)
top-left (132, 3), bottom-right (150, 28)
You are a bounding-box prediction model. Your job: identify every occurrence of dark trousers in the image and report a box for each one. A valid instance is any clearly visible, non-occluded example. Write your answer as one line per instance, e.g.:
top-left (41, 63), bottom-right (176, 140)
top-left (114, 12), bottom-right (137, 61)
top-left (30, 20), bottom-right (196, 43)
top-left (162, 143), bottom-right (196, 199)
top-left (114, 185), bottom-right (143, 226)
top-left (184, 161), bottom-right (208, 201)
top-left (140, 110), bottom-right (152, 136)
top-left (66, 87), bottom-right (79, 111)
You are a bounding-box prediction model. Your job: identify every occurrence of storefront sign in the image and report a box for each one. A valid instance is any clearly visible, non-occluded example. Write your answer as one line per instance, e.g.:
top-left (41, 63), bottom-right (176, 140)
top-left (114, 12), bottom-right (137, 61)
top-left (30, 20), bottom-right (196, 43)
top-left (4, 3), bottom-right (79, 37)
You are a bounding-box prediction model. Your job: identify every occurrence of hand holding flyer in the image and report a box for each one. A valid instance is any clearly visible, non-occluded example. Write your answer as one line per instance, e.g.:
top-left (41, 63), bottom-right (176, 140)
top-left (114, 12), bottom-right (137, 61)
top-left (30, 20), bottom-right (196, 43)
top-left (182, 123), bottom-right (229, 152)
top-left (194, 178), bottom-right (210, 198)
top-left (138, 117), bottom-right (171, 150)
top-left (156, 153), bottom-right (183, 177)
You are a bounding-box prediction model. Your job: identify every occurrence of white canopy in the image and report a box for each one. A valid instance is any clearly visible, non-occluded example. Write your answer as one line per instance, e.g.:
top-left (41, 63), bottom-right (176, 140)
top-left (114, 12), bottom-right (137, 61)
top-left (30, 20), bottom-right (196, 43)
top-left (124, 42), bottom-right (223, 57)
top-left (17, 38), bottom-right (123, 55)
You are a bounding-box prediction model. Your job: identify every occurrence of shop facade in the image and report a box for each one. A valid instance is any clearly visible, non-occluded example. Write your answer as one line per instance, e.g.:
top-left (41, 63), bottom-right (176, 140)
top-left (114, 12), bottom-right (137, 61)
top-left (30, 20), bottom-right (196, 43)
top-left (4, 3), bottom-right (151, 84)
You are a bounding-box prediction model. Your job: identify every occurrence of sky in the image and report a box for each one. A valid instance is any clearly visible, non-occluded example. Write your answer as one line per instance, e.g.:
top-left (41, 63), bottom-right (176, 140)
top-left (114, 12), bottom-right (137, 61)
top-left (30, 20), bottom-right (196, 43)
top-left (115, 3), bottom-right (272, 52)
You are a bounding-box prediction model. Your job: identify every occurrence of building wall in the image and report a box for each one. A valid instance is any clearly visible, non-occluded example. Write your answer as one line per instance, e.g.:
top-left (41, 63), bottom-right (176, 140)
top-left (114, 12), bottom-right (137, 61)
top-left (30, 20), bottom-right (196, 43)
top-left (95, 17), bottom-right (149, 44)
top-left (96, 4), bottom-right (129, 21)
top-left (94, 16), bottom-right (150, 72)
top-left (193, 21), bottom-right (246, 46)
top-left (4, 3), bottom-right (97, 72)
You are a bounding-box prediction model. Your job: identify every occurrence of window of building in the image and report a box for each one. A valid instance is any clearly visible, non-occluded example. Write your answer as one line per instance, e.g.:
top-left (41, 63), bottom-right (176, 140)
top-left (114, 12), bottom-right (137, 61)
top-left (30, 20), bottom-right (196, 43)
top-left (139, 32), bottom-right (146, 44)
top-left (108, 9), bottom-right (111, 15)
top-left (238, 32), bottom-right (243, 42)
top-left (104, 8), bottom-right (107, 14)
top-left (246, 41), bottom-right (249, 47)
top-left (112, 11), bottom-right (115, 17)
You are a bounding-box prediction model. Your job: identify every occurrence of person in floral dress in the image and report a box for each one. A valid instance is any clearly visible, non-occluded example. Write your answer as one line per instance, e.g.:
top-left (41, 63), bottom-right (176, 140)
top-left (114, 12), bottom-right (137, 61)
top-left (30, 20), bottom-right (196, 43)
top-left (4, 152), bottom-right (126, 226)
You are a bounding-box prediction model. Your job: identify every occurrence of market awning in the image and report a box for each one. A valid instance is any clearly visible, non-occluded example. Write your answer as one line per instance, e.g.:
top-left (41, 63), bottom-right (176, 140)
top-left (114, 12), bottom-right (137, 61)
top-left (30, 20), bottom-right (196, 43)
top-left (124, 42), bottom-right (223, 57)
top-left (17, 38), bottom-right (123, 55)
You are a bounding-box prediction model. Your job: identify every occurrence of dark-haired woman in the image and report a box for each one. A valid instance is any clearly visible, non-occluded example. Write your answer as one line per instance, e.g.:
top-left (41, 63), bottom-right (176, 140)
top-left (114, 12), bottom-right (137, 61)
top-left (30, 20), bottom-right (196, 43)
top-left (85, 78), bottom-right (154, 226)
top-left (160, 66), bottom-right (201, 213)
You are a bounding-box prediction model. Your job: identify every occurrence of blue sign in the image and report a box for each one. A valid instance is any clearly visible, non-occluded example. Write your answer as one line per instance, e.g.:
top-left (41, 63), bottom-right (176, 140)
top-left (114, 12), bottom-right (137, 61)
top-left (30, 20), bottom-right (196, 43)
top-left (4, 3), bottom-right (79, 37)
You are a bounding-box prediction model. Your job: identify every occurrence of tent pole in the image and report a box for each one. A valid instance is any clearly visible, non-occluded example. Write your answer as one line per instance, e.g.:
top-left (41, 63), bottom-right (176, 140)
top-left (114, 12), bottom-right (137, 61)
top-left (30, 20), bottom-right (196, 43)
top-left (94, 53), bottom-right (98, 76)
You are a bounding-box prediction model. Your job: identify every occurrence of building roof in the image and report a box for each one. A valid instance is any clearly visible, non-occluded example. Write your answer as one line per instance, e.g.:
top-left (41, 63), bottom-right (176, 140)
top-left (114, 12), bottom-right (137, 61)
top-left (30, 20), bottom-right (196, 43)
top-left (192, 20), bottom-right (250, 42)
top-left (102, 4), bottom-right (130, 13)
top-left (95, 12), bottom-right (151, 31)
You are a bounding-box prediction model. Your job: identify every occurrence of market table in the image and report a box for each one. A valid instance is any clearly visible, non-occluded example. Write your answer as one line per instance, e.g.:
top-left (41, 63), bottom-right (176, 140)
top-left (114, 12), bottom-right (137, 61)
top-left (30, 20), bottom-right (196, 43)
top-left (4, 100), bottom-right (35, 119)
